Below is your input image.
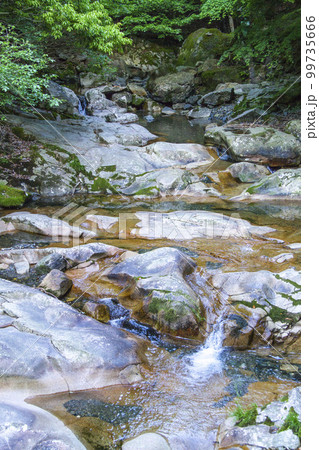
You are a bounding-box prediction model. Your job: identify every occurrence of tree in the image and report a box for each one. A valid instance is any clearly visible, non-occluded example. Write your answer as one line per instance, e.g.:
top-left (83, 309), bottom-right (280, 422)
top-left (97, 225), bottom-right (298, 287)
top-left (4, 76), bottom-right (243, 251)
top-left (106, 0), bottom-right (202, 41)
top-left (201, 0), bottom-right (300, 75)
top-left (2, 0), bottom-right (131, 54)
top-left (0, 25), bottom-right (58, 111)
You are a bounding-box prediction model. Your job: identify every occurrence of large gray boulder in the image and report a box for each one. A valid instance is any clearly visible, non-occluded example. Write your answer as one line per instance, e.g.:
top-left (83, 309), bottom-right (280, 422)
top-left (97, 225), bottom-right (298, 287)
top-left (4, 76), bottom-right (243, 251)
top-left (123, 433), bottom-right (171, 450)
top-left (98, 122), bottom-right (156, 146)
top-left (39, 269), bottom-right (73, 298)
top-left (85, 88), bottom-right (116, 113)
top-left (211, 268), bottom-right (301, 350)
top-left (205, 125), bottom-right (301, 166)
top-left (0, 279), bottom-right (142, 394)
top-left (129, 210), bottom-right (274, 241)
top-left (0, 212), bottom-right (95, 239)
top-left (177, 28), bottom-right (232, 67)
top-left (0, 243), bottom-right (123, 268)
top-left (219, 162), bottom-right (270, 184)
top-left (148, 70), bottom-right (196, 104)
top-left (217, 387), bottom-right (300, 449)
top-left (0, 400), bottom-right (86, 449)
top-left (120, 168), bottom-right (220, 198)
top-left (233, 168), bottom-right (301, 201)
top-left (47, 81), bottom-right (79, 116)
top-left (107, 247), bottom-right (202, 337)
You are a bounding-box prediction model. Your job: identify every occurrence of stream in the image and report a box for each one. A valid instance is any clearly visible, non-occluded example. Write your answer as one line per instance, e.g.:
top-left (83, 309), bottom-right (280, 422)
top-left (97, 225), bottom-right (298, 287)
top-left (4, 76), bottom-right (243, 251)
top-left (1, 113), bottom-right (300, 449)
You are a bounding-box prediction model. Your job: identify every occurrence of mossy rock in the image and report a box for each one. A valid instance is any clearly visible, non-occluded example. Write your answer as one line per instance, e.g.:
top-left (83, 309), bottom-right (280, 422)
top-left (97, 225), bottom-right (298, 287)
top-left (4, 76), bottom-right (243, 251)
top-left (0, 182), bottom-right (27, 208)
top-left (199, 65), bottom-right (243, 91)
top-left (177, 28), bottom-right (233, 67)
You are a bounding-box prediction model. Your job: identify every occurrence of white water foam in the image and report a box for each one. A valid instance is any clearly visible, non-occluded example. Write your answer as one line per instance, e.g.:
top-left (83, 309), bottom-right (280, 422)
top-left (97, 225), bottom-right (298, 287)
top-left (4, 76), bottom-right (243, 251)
top-left (186, 317), bottom-right (224, 381)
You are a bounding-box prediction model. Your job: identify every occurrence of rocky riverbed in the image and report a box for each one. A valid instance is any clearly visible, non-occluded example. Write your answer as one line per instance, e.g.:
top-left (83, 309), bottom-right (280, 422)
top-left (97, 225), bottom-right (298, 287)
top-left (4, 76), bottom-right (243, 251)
top-left (0, 33), bottom-right (301, 448)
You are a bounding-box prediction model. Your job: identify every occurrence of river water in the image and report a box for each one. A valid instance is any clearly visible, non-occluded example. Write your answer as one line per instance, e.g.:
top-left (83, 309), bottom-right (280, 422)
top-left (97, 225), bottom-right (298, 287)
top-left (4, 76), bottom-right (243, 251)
top-left (2, 114), bottom-right (300, 449)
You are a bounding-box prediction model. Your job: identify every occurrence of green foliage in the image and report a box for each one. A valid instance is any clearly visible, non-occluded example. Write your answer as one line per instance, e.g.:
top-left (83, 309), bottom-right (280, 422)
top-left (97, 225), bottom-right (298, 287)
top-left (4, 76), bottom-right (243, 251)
top-left (0, 25), bottom-right (58, 111)
top-left (200, 0), bottom-right (237, 20)
top-left (279, 407), bottom-right (301, 439)
top-left (232, 402), bottom-right (258, 427)
top-left (11, 0), bottom-right (131, 54)
top-left (106, 0), bottom-right (202, 41)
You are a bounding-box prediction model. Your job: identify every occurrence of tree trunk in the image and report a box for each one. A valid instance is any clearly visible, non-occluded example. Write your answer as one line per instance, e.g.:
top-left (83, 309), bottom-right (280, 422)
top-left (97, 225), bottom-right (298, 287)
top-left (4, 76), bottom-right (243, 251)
top-left (228, 15), bottom-right (235, 33)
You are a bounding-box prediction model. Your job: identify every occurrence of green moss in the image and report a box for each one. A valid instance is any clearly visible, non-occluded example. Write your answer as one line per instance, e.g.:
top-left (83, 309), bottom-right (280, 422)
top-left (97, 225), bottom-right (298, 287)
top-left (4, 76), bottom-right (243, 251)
top-left (178, 28), bottom-right (233, 67)
top-left (67, 155), bottom-right (92, 178)
top-left (268, 305), bottom-right (299, 324)
top-left (99, 165), bottom-right (117, 173)
top-left (280, 394), bottom-right (289, 402)
top-left (133, 186), bottom-right (159, 196)
top-left (11, 126), bottom-right (35, 141)
top-left (0, 183), bottom-right (27, 207)
top-left (279, 407), bottom-right (301, 439)
top-left (92, 177), bottom-right (118, 194)
top-left (232, 403), bottom-right (258, 427)
top-left (201, 66), bottom-right (243, 91)
top-left (264, 417), bottom-right (275, 426)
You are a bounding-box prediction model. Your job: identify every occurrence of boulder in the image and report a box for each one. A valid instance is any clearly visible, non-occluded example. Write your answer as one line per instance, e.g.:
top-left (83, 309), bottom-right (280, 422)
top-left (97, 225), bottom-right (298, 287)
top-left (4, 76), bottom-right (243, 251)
top-left (111, 91), bottom-right (133, 108)
top-left (35, 253), bottom-right (67, 274)
top-left (129, 210), bottom-right (274, 241)
top-left (0, 212), bottom-right (95, 239)
top-left (177, 28), bottom-right (232, 67)
top-left (2, 114), bottom-right (151, 196)
top-left (148, 71), bottom-right (196, 104)
top-left (79, 71), bottom-right (105, 90)
top-left (233, 169), bottom-right (301, 201)
top-left (82, 300), bottom-right (110, 323)
top-left (0, 242), bottom-right (122, 267)
top-left (211, 268), bottom-right (301, 349)
top-left (221, 162), bottom-right (271, 183)
top-left (0, 401), bottom-right (86, 449)
top-left (111, 38), bottom-right (177, 79)
top-left (107, 247), bottom-right (202, 336)
top-left (137, 141), bottom-right (214, 168)
top-left (47, 81), bottom-right (79, 116)
top-left (284, 119), bottom-right (301, 139)
top-left (218, 423), bottom-right (299, 449)
top-left (39, 269), bottom-right (73, 298)
top-left (187, 107), bottom-right (212, 119)
top-left (85, 88), bottom-right (116, 113)
top-left (0, 279), bottom-right (142, 394)
top-left (162, 106), bottom-right (176, 115)
top-left (97, 122), bottom-right (155, 146)
top-left (127, 83), bottom-right (148, 97)
top-left (205, 125), bottom-right (301, 166)
top-left (198, 65), bottom-right (243, 92)
top-left (120, 168), bottom-right (219, 198)
top-left (123, 433), bottom-right (171, 450)
top-left (217, 387), bottom-right (300, 450)
top-left (257, 387), bottom-right (300, 427)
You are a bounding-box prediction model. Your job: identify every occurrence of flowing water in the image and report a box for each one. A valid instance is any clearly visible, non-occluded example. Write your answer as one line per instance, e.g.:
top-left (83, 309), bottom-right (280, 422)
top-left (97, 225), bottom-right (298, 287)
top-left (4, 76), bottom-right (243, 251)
top-left (1, 115), bottom-right (301, 448)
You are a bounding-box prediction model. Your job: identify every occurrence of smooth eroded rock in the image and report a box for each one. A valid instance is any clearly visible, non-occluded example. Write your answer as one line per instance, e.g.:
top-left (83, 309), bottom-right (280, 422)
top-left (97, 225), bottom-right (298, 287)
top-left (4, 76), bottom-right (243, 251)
top-left (205, 125), bottom-right (301, 166)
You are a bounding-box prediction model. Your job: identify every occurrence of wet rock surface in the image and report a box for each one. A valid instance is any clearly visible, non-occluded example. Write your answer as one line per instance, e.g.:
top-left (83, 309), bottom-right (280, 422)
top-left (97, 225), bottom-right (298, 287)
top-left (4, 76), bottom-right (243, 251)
top-left (0, 401), bottom-right (86, 449)
top-left (233, 168), bottom-right (301, 201)
top-left (212, 268), bottom-right (301, 350)
top-left (0, 278), bottom-right (142, 394)
top-left (205, 125), bottom-right (301, 166)
top-left (107, 247), bottom-right (202, 336)
top-left (217, 387), bottom-right (301, 449)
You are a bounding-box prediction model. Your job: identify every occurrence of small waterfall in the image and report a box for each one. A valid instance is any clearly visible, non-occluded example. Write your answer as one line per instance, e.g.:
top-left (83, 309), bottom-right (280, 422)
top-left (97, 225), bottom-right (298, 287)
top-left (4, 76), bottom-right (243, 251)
top-left (185, 315), bottom-right (225, 381)
top-left (78, 96), bottom-right (87, 115)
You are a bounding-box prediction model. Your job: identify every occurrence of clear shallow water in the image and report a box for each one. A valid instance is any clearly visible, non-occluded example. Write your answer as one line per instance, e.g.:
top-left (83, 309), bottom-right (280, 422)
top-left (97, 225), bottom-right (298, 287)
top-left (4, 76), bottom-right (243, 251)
top-left (2, 113), bottom-right (300, 448)
top-left (139, 113), bottom-right (207, 144)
